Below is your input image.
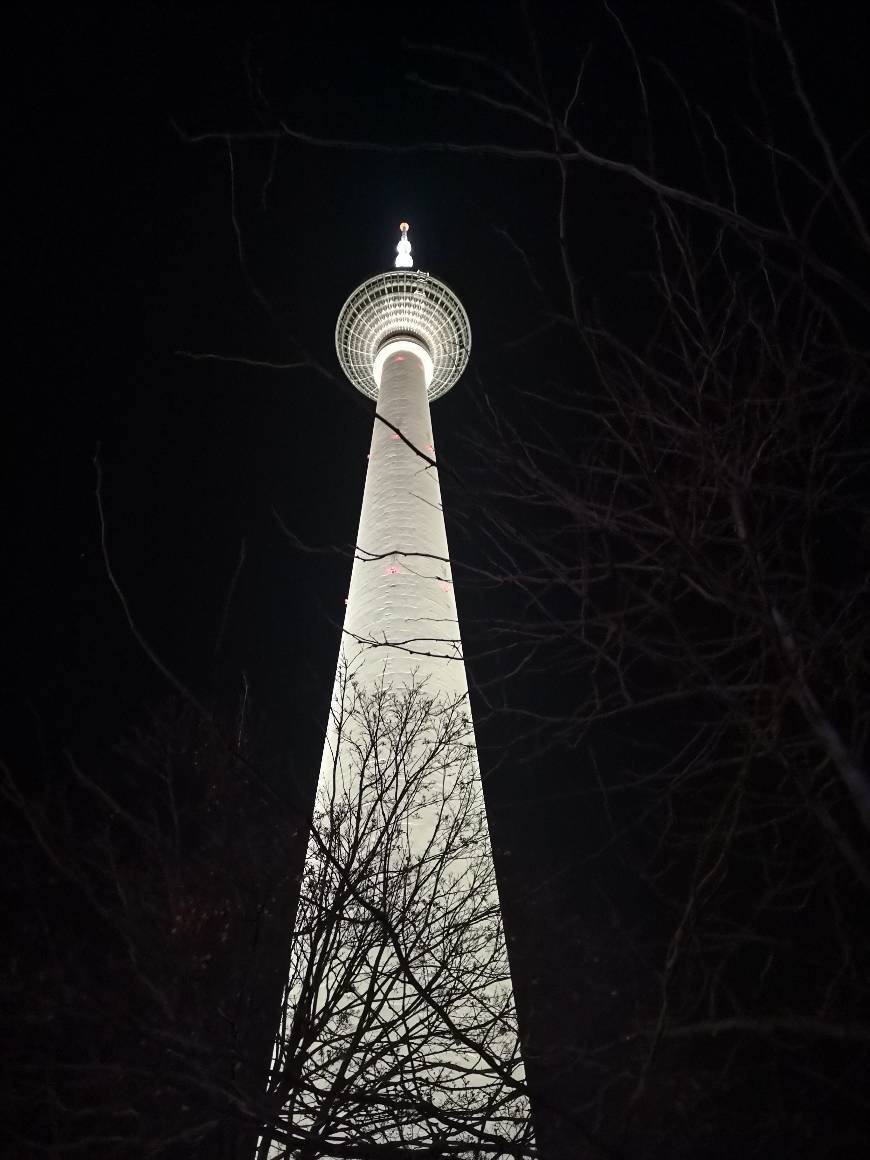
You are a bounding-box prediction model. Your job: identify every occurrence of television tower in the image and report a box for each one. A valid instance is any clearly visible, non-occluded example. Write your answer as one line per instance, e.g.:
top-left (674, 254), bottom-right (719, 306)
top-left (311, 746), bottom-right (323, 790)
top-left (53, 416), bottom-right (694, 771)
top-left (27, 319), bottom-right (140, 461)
top-left (333, 221), bottom-right (472, 696)
top-left (261, 226), bottom-right (531, 1157)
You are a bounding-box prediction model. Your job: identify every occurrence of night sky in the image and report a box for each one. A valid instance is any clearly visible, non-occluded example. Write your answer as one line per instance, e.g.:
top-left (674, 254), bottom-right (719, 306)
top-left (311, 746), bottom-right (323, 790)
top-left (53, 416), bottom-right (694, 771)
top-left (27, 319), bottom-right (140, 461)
top-left (11, 1), bottom-right (862, 765)
top-left (11, 3), bottom-right (585, 810)
top-left (7, 3), bottom-right (870, 1157)
top-left (11, 2), bottom-right (569, 772)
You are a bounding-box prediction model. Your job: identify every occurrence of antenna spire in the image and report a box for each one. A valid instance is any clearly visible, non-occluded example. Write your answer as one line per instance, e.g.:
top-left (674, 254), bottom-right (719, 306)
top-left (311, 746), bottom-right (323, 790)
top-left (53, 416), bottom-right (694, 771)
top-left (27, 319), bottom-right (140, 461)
top-left (395, 221), bottom-right (413, 269)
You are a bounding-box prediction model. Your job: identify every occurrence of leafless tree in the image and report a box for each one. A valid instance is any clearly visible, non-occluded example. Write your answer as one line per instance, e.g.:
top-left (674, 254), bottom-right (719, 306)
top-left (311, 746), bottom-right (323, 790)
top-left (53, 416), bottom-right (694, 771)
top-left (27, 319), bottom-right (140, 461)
top-left (256, 665), bottom-right (535, 1159)
top-left (204, 5), bottom-right (869, 1154)
top-left (2, 675), bottom-right (543, 1160)
top-left (2, 699), bottom-right (302, 1159)
top-left (425, 6), bottom-right (870, 1156)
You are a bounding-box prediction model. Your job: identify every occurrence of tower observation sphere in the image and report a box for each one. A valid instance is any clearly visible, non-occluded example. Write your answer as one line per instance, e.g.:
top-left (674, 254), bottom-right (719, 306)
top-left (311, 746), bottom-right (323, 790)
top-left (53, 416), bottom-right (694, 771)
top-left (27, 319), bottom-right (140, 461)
top-left (335, 266), bottom-right (471, 400)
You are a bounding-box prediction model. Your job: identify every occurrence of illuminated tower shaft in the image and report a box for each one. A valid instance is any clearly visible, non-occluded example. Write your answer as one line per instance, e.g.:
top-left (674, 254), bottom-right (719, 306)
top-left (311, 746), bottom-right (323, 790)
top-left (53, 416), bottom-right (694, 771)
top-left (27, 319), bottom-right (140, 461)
top-left (263, 227), bottom-right (531, 1158)
top-left (343, 341), bottom-right (461, 696)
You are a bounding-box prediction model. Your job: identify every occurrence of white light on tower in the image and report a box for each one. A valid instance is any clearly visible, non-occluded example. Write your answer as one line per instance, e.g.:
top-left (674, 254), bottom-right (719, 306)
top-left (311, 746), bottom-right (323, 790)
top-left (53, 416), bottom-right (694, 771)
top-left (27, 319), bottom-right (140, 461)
top-left (261, 225), bottom-right (532, 1158)
top-left (394, 219), bottom-right (413, 267)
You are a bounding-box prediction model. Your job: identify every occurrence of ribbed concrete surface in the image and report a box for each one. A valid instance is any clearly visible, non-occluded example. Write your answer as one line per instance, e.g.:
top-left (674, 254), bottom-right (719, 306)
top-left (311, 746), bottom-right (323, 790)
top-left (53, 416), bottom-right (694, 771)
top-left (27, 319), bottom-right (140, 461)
top-left (340, 344), bottom-right (465, 698)
top-left (266, 338), bottom-right (533, 1159)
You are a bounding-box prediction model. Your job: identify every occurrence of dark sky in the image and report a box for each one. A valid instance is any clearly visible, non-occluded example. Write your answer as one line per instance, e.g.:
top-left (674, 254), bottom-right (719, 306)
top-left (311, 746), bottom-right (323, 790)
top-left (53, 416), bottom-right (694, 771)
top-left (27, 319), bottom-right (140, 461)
top-left (9, 2), bottom-right (565, 786)
top-left (10, 2), bottom-right (541, 764)
top-left (6, 6), bottom-right (870, 1156)
top-left (7, 0), bottom-right (865, 811)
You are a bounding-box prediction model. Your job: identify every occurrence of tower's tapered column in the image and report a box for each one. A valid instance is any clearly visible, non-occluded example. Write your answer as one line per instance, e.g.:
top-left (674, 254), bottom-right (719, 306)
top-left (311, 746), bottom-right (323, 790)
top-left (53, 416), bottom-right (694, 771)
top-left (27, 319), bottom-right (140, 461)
top-left (343, 339), bottom-right (462, 694)
top-left (260, 229), bottom-right (532, 1160)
